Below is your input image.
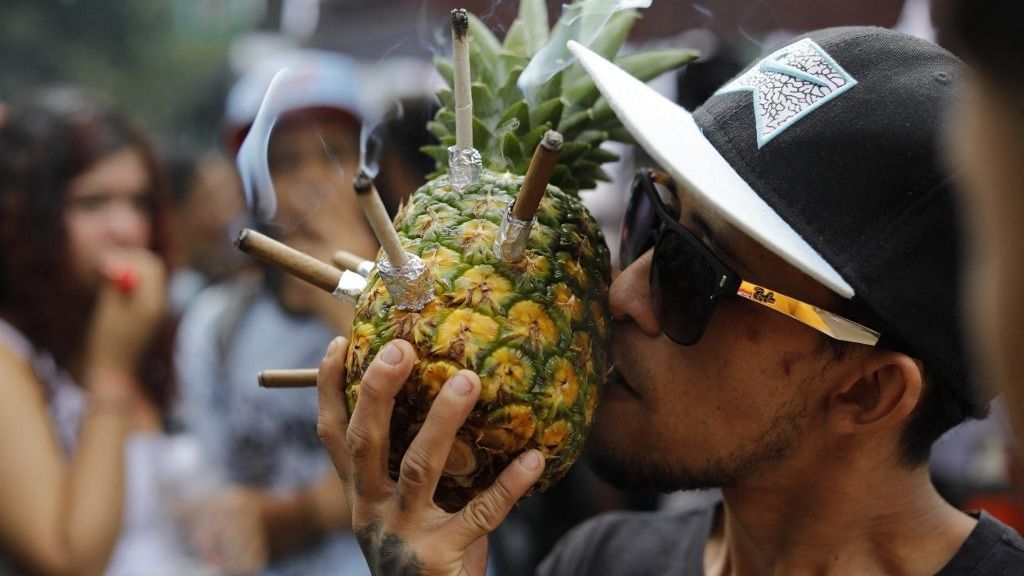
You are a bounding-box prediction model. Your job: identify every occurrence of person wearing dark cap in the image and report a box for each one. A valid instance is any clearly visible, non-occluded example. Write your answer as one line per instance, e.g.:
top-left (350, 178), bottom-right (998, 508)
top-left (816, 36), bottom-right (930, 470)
top-left (313, 25), bottom-right (1024, 575)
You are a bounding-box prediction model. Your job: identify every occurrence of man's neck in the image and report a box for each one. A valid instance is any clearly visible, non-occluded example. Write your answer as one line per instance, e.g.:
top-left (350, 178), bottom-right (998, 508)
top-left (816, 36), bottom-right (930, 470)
top-left (704, 462), bottom-right (976, 576)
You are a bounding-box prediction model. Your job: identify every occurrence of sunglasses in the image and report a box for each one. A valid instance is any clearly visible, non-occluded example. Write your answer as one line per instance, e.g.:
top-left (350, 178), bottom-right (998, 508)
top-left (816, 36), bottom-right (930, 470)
top-left (620, 169), bottom-right (880, 347)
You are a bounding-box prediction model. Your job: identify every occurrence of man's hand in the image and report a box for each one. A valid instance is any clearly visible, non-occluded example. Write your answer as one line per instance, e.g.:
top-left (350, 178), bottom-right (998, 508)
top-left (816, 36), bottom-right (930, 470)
top-left (316, 337), bottom-right (545, 576)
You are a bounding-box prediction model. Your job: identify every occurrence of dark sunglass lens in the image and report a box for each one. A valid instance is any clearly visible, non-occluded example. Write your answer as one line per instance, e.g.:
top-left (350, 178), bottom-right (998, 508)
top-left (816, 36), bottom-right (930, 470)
top-left (621, 179), bottom-right (657, 269)
top-left (652, 180), bottom-right (680, 220)
top-left (651, 230), bottom-right (720, 345)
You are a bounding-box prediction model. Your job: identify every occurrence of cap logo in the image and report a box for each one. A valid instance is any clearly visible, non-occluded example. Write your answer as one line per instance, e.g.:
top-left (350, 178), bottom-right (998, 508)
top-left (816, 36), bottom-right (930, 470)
top-left (715, 38), bottom-right (857, 148)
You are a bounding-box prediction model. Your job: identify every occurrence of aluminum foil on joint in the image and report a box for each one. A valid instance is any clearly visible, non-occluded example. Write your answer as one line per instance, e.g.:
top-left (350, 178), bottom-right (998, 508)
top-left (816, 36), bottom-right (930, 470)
top-left (353, 260), bottom-right (375, 278)
top-left (494, 201), bottom-right (535, 262)
top-left (448, 146), bottom-right (482, 192)
top-left (332, 270), bottom-right (368, 305)
top-left (377, 252), bottom-right (434, 311)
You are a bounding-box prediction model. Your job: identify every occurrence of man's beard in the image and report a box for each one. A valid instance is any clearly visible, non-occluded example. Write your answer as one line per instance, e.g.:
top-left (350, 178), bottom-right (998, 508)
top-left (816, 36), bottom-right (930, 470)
top-left (584, 399), bottom-right (808, 493)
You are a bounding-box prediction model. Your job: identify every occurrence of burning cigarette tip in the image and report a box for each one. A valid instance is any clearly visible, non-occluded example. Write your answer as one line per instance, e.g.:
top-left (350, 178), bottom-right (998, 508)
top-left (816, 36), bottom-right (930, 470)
top-left (451, 9), bottom-right (469, 39)
top-left (352, 171), bottom-right (373, 195)
top-left (235, 228), bottom-right (251, 248)
top-left (541, 130), bottom-right (564, 152)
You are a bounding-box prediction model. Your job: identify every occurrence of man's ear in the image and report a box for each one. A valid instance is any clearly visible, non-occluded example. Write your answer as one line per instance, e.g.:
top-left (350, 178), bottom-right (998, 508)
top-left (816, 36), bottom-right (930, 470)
top-left (826, 351), bottom-right (924, 434)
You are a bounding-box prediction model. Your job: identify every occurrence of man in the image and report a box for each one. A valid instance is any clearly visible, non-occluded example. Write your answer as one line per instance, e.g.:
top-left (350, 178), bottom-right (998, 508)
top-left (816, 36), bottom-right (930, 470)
top-left (315, 27), bottom-right (1024, 574)
top-left (176, 49), bottom-right (375, 575)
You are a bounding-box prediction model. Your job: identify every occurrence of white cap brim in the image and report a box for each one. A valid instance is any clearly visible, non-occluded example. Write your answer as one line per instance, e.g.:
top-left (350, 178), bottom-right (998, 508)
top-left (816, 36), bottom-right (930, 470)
top-left (567, 40), bottom-right (854, 298)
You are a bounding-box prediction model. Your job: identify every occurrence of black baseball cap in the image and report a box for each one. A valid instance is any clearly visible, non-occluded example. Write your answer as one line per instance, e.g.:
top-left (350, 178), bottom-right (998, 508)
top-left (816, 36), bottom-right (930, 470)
top-left (570, 27), bottom-right (984, 415)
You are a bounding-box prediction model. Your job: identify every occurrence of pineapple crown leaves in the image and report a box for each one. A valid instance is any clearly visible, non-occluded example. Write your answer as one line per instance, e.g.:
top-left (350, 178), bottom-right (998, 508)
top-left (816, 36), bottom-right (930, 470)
top-left (421, 0), bottom-right (698, 196)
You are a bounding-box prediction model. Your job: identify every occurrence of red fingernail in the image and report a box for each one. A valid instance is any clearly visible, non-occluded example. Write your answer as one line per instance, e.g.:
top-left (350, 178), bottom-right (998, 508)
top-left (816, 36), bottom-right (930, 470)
top-left (108, 267), bottom-right (139, 295)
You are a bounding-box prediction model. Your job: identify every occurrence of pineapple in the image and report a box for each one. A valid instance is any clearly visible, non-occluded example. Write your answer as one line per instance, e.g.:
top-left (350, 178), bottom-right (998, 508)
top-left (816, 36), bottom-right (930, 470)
top-left (344, 0), bottom-right (696, 511)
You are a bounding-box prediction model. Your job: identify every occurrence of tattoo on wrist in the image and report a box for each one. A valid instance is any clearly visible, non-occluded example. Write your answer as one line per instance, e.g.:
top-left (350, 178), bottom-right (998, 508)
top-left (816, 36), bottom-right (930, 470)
top-left (355, 523), bottom-right (425, 576)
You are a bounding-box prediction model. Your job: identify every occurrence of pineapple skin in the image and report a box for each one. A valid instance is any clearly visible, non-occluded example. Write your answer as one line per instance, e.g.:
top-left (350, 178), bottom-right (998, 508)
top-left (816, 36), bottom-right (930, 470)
top-left (344, 169), bottom-right (611, 511)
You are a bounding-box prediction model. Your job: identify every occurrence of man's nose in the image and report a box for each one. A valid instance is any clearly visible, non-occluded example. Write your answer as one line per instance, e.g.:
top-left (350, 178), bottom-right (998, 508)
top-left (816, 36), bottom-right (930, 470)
top-left (608, 249), bottom-right (661, 337)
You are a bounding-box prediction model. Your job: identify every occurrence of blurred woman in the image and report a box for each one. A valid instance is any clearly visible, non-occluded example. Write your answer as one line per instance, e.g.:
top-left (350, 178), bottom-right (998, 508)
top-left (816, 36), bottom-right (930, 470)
top-left (0, 87), bottom-right (178, 575)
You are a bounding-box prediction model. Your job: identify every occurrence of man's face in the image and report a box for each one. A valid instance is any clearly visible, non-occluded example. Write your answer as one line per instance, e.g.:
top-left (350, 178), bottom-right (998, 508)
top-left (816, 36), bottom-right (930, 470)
top-left (587, 185), bottom-right (843, 492)
top-left (267, 114), bottom-right (378, 317)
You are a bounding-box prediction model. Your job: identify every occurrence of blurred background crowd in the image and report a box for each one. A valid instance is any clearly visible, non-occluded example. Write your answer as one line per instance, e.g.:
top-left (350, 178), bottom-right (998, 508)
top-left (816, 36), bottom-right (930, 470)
top-left (0, 0), bottom-right (1020, 574)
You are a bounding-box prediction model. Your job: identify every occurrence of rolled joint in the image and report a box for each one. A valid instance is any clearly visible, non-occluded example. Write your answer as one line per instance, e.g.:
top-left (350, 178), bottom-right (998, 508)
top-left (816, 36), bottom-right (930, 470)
top-left (513, 130), bottom-right (562, 221)
top-left (332, 250), bottom-right (375, 278)
top-left (236, 228), bottom-right (341, 294)
top-left (494, 201), bottom-right (535, 262)
top-left (377, 252), bottom-right (434, 311)
top-left (352, 172), bottom-right (409, 268)
top-left (258, 369), bottom-right (319, 389)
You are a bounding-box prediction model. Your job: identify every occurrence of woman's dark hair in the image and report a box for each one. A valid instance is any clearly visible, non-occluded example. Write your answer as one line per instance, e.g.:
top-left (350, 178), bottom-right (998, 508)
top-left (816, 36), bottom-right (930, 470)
top-left (0, 86), bottom-right (176, 413)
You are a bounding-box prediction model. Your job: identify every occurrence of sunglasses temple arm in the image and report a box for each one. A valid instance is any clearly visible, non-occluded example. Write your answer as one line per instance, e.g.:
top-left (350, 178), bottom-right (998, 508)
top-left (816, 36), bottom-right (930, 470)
top-left (736, 281), bottom-right (880, 346)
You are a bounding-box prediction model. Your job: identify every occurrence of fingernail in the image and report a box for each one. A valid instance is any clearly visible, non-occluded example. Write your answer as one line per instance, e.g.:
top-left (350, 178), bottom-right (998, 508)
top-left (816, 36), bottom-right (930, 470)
top-left (326, 338), bottom-right (339, 357)
top-left (520, 450), bottom-right (542, 471)
top-left (379, 342), bottom-right (403, 365)
top-left (449, 374), bottom-right (472, 396)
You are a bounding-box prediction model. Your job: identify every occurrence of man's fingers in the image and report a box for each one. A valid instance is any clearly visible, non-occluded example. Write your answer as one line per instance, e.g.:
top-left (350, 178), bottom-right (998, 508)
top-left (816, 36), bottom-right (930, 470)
top-left (396, 370), bottom-right (481, 511)
top-left (448, 449), bottom-right (545, 548)
top-left (345, 339), bottom-right (418, 502)
top-left (317, 337), bottom-right (351, 484)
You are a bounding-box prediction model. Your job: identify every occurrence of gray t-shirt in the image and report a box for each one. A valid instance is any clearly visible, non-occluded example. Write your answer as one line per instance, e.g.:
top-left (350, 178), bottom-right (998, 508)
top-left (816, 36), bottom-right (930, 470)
top-left (538, 496), bottom-right (1024, 576)
top-left (176, 280), bottom-right (370, 576)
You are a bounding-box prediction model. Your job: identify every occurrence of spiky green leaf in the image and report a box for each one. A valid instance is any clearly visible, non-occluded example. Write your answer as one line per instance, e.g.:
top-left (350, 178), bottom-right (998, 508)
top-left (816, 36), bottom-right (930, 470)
top-left (563, 49), bottom-right (700, 108)
top-left (557, 109), bottom-right (592, 139)
top-left (473, 117), bottom-right (494, 151)
top-left (498, 100), bottom-right (530, 136)
top-left (530, 97), bottom-right (565, 131)
top-left (559, 141), bottom-right (591, 165)
top-left (420, 144), bottom-right (451, 165)
top-left (562, 9), bottom-right (640, 87)
top-left (468, 13), bottom-right (503, 82)
top-left (427, 120), bottom-right (450, 140)
top-left (586, 10), bottom-right (639, 61)
top-left (471, 82), bottom-right (497, 119)
top-left (436, 88), bottom-right (455, 110)
top-left (519, 0), bottom-right (549, 56)
top-left (584, 146), bottom-right (619, 165)
top-left (498, 65), bottom-right (525, 104)
top-left (503, 20), bottom-right (528, 58)
top-left (534, 69), bottom-right (563, 105)
top-left (498, 130), bottom-right (524, 170)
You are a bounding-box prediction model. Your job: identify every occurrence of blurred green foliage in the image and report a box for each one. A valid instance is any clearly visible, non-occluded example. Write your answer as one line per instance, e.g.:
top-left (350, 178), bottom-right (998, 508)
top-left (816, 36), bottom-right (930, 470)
top-left (0, 0), bottom-right (260, 143)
